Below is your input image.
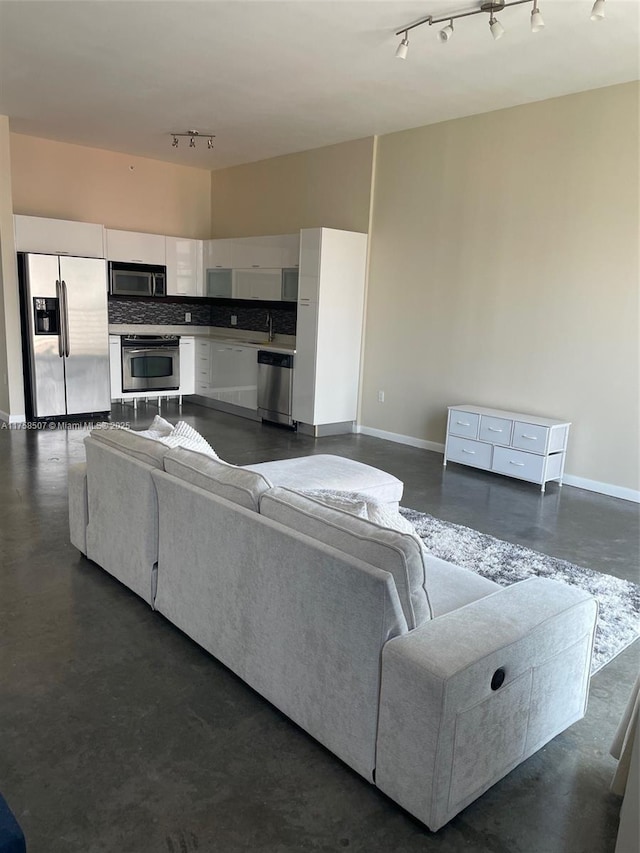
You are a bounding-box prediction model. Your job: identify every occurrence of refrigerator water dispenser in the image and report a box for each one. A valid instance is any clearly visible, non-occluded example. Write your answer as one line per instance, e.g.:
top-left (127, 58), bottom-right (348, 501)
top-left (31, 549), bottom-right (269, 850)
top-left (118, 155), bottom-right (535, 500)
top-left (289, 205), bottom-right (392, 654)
top-left (33, 297), bottom-right (59, 335)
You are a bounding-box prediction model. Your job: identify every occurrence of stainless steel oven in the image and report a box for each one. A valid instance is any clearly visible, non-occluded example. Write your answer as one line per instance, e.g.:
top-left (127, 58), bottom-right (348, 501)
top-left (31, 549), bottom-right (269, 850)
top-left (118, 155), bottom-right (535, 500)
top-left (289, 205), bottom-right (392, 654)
top-left (121, 335), bottom-right (180, 392)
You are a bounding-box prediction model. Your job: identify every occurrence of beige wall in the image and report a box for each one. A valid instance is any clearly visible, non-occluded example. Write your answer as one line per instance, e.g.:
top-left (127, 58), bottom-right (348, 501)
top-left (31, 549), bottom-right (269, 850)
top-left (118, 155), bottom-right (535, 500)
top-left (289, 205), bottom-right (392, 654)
top-left (362, 83), bottom-right (640, 492)
top-left (0, 117), bottom-right (25, 418)
top-left (210, 137), bottom-right (374, 236)
top-left (10, 134), bottom-right (211, 238)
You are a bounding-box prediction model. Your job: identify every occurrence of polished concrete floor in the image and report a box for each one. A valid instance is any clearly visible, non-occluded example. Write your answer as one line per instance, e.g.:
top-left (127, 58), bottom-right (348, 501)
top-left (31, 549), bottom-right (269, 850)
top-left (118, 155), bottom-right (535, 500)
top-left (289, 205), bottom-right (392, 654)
top-left (1, 400), bottom-right (638, 853)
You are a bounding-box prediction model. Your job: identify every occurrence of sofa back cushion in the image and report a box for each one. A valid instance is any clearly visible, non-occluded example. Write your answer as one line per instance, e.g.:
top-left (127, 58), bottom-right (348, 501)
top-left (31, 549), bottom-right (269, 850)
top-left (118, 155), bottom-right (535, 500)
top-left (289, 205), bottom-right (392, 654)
top-left (260, 487), bottom-right (433, 628)
top-left (163, 447), bottom-right (272, 512)
top-left (89, 423), bottom-right (170, 468)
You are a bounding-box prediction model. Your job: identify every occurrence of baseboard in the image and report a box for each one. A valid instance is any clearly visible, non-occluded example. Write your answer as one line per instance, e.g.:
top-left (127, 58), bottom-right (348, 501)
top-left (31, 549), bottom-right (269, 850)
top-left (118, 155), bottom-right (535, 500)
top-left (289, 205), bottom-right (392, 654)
top-left (356, 425), bottom-right (445, 454)
top-left (562, 475), bottom-right (640, 504)
top-left (0, 410), bottom-right (26, 425)
top-left (356, 424), bottom-right (639, 504)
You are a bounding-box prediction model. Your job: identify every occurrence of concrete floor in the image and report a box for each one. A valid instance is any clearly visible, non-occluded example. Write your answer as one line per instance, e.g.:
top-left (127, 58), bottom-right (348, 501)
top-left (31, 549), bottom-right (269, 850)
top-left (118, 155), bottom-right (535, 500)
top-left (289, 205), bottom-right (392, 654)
top-left (1, 399), bottom-right (638, 853)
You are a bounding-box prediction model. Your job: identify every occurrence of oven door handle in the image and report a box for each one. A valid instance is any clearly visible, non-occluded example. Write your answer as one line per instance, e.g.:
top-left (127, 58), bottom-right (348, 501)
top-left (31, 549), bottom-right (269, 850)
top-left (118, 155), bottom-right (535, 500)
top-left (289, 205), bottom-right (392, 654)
top-left (122, 347), bottom-right (169, 354)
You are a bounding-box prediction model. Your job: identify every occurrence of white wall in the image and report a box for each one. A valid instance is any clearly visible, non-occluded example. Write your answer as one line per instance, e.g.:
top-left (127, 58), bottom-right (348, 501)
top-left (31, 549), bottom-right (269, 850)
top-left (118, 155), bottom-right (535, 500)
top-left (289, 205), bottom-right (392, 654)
top-left (361, 83), bottom-right (639, 495)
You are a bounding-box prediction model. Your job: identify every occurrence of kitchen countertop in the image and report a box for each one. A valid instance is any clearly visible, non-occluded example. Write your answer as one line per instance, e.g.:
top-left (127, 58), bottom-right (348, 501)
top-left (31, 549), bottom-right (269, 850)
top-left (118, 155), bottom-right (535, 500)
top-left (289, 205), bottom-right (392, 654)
top-left (108, 325), bottom-right (296, 353)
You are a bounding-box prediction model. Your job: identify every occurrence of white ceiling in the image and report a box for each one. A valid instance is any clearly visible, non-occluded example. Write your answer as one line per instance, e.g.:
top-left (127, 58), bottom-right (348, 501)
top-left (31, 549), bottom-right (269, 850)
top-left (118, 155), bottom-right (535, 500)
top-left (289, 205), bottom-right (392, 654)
top-left (0, 1), bottom-right (638, 171)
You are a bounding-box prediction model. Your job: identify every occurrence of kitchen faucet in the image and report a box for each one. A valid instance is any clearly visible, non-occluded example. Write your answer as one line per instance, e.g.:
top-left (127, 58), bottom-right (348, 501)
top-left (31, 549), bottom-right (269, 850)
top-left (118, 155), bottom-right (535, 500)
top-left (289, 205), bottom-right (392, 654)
top-left (266, 310), bottom-right (274, 342)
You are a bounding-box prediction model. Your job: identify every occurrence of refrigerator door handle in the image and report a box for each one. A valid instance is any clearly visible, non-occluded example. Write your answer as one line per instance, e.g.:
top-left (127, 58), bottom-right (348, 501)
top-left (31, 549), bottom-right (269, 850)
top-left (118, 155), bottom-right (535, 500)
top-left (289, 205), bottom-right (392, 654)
top-left (61, 280), bottom-right (70, 357)
top-left (55, 279), bottom-right (65, 358)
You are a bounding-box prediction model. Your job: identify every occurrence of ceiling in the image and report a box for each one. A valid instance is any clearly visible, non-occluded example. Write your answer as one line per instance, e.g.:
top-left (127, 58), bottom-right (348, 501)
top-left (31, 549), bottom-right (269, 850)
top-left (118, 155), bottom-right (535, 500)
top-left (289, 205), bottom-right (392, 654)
top-left (0, 1), bottom-right (638, 171)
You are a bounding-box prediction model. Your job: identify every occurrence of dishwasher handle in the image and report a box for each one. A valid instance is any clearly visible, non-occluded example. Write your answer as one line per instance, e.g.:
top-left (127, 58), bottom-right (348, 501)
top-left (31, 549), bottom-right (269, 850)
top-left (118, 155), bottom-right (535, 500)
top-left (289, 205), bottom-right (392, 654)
top-left (257, 350), bottom-right (293, 369)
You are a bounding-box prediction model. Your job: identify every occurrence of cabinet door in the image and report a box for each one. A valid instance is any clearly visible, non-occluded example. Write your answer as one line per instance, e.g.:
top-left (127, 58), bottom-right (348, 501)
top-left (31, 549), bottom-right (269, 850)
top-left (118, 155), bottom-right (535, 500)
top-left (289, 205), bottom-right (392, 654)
top-left (179, 337), bottom-right (195, 394)
top-left (232, 269), bottom-right (282, 300)
top-left (106, 229), bottom-right (166, 265)
top-left (228, 346), bottom-right (259, 409)
top-left (109, 337), bottom-right (122, 398)
top-left (195, 340), bottom-right (212, 396)
top-left (206, 269), bottom-right (233, 298)
top-left (210, 345), bottom-right (236, 401)
top-left (15, 215), bottom-right (105, 258)
top-left (204, 239), bottom-right (234, 269)
top-left (232, 236), bottom-right (284, 269)
top-left (280, 233), bottom-right (300, 268)
top-left (166, 237), bottom-right (203, 296)
top-left (291, 301), bottom-right (318, 424)
top-left (297, 229), bottom-right (321, 303)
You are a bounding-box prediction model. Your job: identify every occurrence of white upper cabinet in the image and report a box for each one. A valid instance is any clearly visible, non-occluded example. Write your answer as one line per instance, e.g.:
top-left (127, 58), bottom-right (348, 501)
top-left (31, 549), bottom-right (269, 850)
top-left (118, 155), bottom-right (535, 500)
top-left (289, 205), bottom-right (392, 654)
top-left (232, 236), bottom-right (284, 269)
top-left (14, 215), bottom-right (105, 258)
top-left (233, 269), bottom-right (282, 301)
top-left (204, 239), bottom-right (234, 270)
top-left (281, 233), bottom-right (301, 268)
top-left (166, 237), bottom-right (203, 296)
top-left (105, 229), bottom-right (166, 265)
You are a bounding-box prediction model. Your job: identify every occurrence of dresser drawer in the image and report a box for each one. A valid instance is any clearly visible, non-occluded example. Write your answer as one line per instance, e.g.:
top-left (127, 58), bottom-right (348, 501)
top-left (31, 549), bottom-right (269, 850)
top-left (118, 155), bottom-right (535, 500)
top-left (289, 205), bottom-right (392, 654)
top-left (511, 422), bottom-right (549, 455)
top-left (492, 447), bottom-right (544, 482)
top-left (446, 436), bottom-right (492, 469)
top-left (448, 410), bottom-right (480, 439)
top-left (479, 415), bottom-right (513, 446)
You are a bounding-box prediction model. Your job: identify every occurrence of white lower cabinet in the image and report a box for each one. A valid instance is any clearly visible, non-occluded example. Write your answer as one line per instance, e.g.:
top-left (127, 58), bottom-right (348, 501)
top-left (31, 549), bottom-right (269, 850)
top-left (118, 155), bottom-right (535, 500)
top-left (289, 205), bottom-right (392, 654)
top-left (444, 405), bottom-right (571, 492)
top-left (210, 344), bottom-right (258, 409)
top-left (179, 337), bottom-right (195, 394)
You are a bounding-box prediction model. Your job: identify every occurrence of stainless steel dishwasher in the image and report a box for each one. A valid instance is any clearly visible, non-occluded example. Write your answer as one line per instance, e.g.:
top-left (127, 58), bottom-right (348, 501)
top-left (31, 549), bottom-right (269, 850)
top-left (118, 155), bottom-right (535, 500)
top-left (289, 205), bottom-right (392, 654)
top-left (257, 350), bottom-right (294, 426)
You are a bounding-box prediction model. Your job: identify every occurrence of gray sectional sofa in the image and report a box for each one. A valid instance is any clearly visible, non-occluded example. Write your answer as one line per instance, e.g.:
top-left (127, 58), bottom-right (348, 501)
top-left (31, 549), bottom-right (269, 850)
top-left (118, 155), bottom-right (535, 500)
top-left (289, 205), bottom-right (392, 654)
top-left (68, 422), bottom-right (598, 832)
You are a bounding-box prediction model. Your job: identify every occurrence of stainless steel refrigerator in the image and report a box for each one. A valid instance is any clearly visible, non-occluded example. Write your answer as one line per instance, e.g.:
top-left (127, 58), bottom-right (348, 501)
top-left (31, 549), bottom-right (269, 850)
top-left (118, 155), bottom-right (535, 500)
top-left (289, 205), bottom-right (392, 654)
top-left (19, 253), bottom-right (111, 418)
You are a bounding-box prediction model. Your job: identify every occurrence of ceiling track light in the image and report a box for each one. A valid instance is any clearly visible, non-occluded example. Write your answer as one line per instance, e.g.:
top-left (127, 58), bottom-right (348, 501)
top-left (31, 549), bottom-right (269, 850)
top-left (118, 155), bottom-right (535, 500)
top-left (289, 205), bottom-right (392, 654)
top-left (531, 0), bottom-right (545, 31)
top-left (394, 0), bottom-right (602, 56)
top-left (395, 31), bottom-right (409, 59)
top-left (169, 129), bottom-right (216, 150)
top-left (438, 20), bottom-right (455, 42)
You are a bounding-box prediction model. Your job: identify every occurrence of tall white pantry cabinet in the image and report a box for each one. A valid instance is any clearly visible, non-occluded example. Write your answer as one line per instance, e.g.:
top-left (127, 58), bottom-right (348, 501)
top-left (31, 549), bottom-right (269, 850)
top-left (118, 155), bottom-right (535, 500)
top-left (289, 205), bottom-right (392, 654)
top-left (292, 228), bottom-right (368, 434)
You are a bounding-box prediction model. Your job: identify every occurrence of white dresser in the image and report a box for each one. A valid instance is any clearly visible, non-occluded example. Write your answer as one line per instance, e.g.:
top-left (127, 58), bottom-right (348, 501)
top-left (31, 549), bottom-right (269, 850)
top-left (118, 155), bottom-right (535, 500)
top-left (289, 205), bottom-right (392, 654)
top-left (444, 405), bottom-right (571, 492)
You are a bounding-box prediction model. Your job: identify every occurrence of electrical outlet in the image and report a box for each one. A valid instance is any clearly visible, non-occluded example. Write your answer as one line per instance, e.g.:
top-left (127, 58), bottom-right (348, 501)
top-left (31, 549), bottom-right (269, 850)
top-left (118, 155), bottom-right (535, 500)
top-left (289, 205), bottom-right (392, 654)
top-left (378, 391), bottom-right (385, 403)
top-left (230, 315), bottom-right (238, 326)
top-left (184, 312), bottom-right (191, 323)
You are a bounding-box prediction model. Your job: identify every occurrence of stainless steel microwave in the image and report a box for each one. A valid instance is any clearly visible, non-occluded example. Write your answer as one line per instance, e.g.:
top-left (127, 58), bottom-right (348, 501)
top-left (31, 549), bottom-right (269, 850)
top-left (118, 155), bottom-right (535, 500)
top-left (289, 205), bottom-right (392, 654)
top-left (109, 261), bottom-right (166, 297)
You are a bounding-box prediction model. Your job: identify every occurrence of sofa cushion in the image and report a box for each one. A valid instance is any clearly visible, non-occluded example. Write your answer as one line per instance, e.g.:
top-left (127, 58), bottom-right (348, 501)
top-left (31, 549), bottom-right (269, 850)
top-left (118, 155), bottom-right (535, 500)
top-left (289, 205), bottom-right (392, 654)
top-left (244, 454), bottom-right (404, 505)
top-left (260, 487), bottom-right (433, 629)
top-left (89, 423), bottom-right (171, 468)
top-left (163, 447), bottom-right (272, 511)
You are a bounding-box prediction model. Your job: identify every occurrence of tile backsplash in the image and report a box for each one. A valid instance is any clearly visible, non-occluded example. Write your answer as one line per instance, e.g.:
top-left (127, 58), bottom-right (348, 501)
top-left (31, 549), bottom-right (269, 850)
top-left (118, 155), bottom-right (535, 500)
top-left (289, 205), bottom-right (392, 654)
top-left (109, 298), bottom-right (297, 336)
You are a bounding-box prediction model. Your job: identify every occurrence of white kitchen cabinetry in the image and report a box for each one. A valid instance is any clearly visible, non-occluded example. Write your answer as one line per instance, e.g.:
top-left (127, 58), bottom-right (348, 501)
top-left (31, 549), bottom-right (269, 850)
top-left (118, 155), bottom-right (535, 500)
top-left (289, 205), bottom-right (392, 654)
top-left (109, 336), bottom-right (122, 398)
top-left (233, 269), bottom-right (282, 301)
top-left (443, 405), bottom-right (571, 492)
top-left (14, 215), bottom-right (105, 258)
top-left (105, 229), bottom-right (166, 265)
top-left (195, 339), bottom-right (213, 396)
top-left (232, 235), bottom-right (284, 269)
top-left (166, 237), bottom-right (203, 297)
top-left (291, 227), bottom-right (368, 433)
top-left (179, 337), bottom-right (195, 394)
top-left (209, 344), bottom-right (258, 409)
top-left (280, 233), bottom-right (300, 268)
top-left (204, 239), bottom-right (234, 270)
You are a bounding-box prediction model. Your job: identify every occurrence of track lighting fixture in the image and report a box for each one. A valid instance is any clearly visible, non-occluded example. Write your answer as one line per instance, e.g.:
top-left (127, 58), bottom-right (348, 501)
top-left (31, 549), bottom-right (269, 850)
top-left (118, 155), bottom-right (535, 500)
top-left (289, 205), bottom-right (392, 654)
top-left (530, 0), bottom-right (545, 31)
top-left (169, 129), bottom-right (215, 150)
top-left (438, 20), bottom-right (455, 42)
top-left (394, 0), bottom-right (604, 56)
top-left (395, 31), bottom-right (409, 59)
top-left (489, 13), bottom-right (505, 39)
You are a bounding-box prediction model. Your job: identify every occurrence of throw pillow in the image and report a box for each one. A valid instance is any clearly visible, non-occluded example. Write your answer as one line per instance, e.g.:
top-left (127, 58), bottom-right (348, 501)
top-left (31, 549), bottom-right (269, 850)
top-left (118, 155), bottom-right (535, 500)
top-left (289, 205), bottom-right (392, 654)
top-left (365, 500), bottom-right (418, 536)
top-left (160, 420), bottom-right (218, 458)
top-left (135, 414), bottom-right (174, 438)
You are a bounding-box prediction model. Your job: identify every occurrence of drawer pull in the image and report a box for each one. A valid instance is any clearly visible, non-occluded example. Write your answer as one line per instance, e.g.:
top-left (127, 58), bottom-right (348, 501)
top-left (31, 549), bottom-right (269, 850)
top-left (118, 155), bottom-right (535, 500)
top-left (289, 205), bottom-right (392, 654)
top-left (456, 420), bottom-right (471, 427)
top-left (462, 449), bottom-right (476, 455)
top-left (509, 461), bottom-right (526, 467)
top-left (488, 427), bottom-right (503, 432)
top-left (521, 434), bottom-right (538, 440)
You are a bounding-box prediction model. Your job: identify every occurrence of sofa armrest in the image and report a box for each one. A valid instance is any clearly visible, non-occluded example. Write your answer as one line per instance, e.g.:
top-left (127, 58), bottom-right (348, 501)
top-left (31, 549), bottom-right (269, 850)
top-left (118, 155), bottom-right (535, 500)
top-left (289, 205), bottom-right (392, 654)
top-left (375, 577), bottom-right (597, 832)
top-left (68, 461), bottom-right (88, 555)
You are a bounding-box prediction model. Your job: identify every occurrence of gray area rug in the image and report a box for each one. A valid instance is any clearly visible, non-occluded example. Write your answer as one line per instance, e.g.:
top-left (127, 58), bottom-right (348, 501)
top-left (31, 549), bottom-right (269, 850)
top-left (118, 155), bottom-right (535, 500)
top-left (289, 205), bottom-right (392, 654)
top-left (400, 508), bottom-right (640, 675)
